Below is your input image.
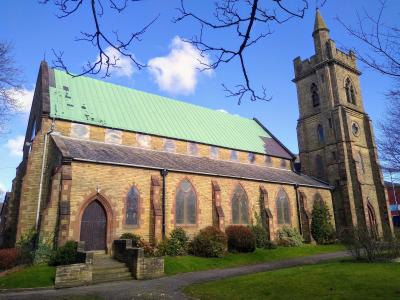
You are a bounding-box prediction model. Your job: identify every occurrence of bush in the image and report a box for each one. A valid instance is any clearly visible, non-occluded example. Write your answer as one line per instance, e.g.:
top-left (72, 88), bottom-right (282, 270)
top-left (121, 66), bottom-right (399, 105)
top-left (341, 226), bottom-right (400, 262)
top-left (0, 248), bottom-right (21, 270)
top-left (157, 228), bottom-right (189, 256)
top-left (190, 226), bottom-right (227, 257)
top-left (250, 225), bottom-right (276, 249)
top-left (311, 200), bottom-right (335, 244)
top-left (16, 229), bottom-right (37, 265)
top-left (49, 241), bottom-right (78, 266)
top-left (120, 233), bottom-right (142, 247)
top-left (225, 225), bottom-right (256, 253)
top-left (276, 226), bottom-right (303, 247)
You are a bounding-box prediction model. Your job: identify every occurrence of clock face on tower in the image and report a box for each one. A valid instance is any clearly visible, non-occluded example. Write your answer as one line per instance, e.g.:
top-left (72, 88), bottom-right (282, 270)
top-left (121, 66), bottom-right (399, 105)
top-left (352, 122), bottom-right (360, 137)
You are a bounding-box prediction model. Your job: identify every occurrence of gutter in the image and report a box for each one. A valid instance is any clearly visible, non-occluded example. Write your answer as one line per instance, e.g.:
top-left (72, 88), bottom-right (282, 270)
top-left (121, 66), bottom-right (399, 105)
top-left (160, 168), bottom-right (169, 239)
top-left (294, 184), bottom-right (303, 236)
top-left (35, 122), bottom-right (54, 230)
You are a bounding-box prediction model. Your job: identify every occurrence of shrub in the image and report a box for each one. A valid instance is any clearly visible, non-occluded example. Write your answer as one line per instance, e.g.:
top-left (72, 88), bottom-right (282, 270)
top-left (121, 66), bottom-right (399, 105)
top-left (250, 225), bottom-right (276, 249)
top-left (190, 226), bottom-right (227, 257)
top-left (120, 233), bottom-right (142, 247)
top-left (310, 200), bottom-right (335, 244)
top-left (0, 248), bottom-right (21, 270)
top-left (49, 241), bottom-right (78, 266)
top-left (341, 226), bottom-right (400, 262)
top-left (16, 229), bottom-right (37, 265)
top-left (157, 228), bottom-right (189, 256)
top-left (276, 226), bottom-right (303, 247)
top-left (225, 225), bottom-right (256, 253)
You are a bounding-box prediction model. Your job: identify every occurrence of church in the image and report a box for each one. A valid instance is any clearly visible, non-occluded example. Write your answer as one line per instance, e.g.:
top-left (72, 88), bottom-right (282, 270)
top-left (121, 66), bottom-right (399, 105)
top-left (0, 10), bottom-right (393, 252)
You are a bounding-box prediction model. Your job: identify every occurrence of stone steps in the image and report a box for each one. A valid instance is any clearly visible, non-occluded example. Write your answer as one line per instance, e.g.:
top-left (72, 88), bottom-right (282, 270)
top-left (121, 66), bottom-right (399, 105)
top-left (91, 253), bottom-right (133, 284)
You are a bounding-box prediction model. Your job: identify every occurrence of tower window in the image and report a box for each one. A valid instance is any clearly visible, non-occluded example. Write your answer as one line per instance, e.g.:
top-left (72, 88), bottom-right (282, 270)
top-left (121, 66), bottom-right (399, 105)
top-left (345, 78), bottom-right (356, 105)
top-left (317, 124), bottom-right (325, 143)
top-left (311, 83), bottom-right (320, 107)
top-left (328, 118), bottom-right (332, 128)
top-left (357, 151), bottom-right (366, 174)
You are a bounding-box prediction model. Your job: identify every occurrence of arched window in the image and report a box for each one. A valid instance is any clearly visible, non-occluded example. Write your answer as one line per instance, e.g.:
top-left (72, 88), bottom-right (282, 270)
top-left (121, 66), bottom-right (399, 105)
top-left (315, 154), bottom-right (325, 178)
top-left (317, 124), bottom-right (325, 143)
top-left (345, 78), bottom-right (356, 105)
top-left (311, 83), bottom-right (320, 107)
top-left (231, 184), bottom-right (249, 224)
top-left (175, 179), bottom-right (197, 225)
top-left (126, 187), bottom-right (139, 225)
top-left (276, 189), bottom-right (290, 225)
top-left (325, 42), bottom-right (332, 59)
top-left (367, 200), bottom-right (378, 236)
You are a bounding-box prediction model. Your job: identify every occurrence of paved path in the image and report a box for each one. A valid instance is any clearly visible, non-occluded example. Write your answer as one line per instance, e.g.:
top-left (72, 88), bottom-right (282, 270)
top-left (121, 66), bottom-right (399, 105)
top-left (0, 251), bottom-right (349, 300)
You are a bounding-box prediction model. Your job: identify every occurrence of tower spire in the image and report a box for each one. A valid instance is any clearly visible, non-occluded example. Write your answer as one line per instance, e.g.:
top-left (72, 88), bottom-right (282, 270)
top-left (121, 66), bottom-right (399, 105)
top-left (313, 9), bottom-right (329, 35)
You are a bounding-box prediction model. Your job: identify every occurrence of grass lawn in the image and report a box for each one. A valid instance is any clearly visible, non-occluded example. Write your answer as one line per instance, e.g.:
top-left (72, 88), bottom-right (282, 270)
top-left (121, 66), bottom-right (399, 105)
top-left (184, 261), bottom-right (400, 300)
top-left (0, 265), bottom-right (56, 289)
top-left (165, 244), bottom-right (344, 275)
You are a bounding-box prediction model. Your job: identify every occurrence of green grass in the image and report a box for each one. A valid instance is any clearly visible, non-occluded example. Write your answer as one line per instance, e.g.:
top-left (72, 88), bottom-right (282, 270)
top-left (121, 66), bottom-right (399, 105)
top-left (0, 265), bottom-right (56, 289)
top-left (165, 244), bottom-right (345, 275)
top-left (184, 261), bottom-right (400, 300)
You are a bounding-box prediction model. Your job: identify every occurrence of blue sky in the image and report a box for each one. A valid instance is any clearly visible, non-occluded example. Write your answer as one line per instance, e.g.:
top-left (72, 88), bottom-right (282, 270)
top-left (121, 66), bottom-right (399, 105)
top-left (0, 0), bottom-right (399, 194)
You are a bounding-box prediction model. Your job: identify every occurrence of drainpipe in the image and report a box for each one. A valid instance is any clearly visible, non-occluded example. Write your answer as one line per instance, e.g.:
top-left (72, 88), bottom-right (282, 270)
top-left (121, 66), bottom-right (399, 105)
top-left (35, 121), bottom-right (54, 231)
top-left (294, 184), bottom-right (303, 236)
top-left (160, 168), bottom-right (169, 239)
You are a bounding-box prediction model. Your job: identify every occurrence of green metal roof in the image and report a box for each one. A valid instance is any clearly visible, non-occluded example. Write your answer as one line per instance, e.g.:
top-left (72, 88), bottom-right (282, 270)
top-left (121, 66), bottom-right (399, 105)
top-left (49, 69), bottom-right (273, 154)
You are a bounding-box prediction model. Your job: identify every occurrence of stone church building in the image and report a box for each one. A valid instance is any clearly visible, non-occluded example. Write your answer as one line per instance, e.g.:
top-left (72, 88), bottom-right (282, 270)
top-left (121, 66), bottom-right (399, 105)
top-left (0, 10), bottom-right (393, 252)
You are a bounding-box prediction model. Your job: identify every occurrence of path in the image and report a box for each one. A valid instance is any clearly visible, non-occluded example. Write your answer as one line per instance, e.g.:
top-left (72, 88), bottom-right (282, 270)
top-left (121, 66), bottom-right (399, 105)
top-left (0, 251), bottom-right (349, 300)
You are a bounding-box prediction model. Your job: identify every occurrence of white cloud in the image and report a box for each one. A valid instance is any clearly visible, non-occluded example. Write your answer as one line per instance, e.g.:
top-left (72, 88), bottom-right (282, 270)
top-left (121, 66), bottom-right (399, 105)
top-left (7, 88), bottom-right (34, 113)
top-left (6, 135), bottom-right (25, 157)
top-left (148, 36), bottom-right (213, 95)
top-left (217, 109), bottom-right (228, 113)
top-left (96, 47), bottom-right (134, 78)
top-left (0, 183), bottom-right (7, 199)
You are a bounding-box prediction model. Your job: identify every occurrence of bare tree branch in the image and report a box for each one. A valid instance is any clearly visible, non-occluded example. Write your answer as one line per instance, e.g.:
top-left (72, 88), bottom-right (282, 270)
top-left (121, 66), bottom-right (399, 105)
top-left (41, 0), bottom-right (158, 77)
top-left (0, 42), bottom-right (24, 135)
top-left (337, 0), bottom-right (400, 78)
top-left (174, 0), bottom-right (311, 104)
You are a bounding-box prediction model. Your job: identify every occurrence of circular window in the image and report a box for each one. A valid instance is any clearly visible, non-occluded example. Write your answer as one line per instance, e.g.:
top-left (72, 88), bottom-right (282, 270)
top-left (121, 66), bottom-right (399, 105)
top-left (352, 122), bottom-right (360, 136)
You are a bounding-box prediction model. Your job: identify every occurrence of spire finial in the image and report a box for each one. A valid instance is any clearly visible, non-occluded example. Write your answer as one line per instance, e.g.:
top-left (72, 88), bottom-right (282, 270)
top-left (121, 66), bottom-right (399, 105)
top-left (314, 9), bottom-right (329, 33)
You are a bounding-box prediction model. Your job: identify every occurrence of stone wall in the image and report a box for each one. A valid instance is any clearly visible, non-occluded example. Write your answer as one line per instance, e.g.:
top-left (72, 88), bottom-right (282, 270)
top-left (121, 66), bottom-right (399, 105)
top-left (113, 239), bottom-right (164, 280)
top-left (55, 263), bottom-right (92, 289)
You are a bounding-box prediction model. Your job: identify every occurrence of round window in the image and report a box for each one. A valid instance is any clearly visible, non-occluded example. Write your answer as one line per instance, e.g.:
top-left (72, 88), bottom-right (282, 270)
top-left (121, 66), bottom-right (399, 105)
top-left (352, 122), bottom-right (360, 136)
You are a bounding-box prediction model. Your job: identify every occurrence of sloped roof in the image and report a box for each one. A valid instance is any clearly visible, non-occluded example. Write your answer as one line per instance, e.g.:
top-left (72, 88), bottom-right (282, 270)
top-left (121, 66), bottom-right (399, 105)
top-left (51, 134), bottom-right (331, 189)
top-left (48, 68), bottom-right (293, 159)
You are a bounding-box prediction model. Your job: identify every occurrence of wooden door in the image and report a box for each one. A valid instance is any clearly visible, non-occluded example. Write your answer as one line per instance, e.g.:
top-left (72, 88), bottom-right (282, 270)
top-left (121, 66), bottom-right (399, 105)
top-left (80, 200), bottom-right (107, 251)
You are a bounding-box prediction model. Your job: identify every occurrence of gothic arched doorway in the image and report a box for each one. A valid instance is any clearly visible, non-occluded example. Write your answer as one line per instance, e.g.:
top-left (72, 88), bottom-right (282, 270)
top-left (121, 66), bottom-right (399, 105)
top-left (80, 200), bottom-right (107, 251)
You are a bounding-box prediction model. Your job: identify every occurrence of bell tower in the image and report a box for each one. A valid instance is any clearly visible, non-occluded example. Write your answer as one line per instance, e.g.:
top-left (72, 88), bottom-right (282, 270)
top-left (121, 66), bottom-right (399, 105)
top-left (293, 9), bottom-right (393, 238)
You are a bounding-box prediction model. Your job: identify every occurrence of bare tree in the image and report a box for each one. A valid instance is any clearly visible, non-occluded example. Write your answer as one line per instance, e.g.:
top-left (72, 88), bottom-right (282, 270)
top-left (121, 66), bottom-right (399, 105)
top-left (0, 42), bottom-right (24, 135)
top-left (41, 0), bottom-right (327, 104)
top-left (337, 0), bottom-right (400, 78)
top-left (378, 83), bottom-right (400, 172)
top-left (338, 1), bottom-right (400, 176)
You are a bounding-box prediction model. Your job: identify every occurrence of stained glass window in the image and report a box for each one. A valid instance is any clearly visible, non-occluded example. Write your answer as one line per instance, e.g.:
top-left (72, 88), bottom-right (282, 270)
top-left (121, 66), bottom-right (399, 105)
top-left (276, 190), bottom-right (290, 225)
top-left (231, 184), bottom-right (249, 224)
top-left (126, 187), bottom-right (139, 225)
top-left (176, 180), bottom-right (197, 225)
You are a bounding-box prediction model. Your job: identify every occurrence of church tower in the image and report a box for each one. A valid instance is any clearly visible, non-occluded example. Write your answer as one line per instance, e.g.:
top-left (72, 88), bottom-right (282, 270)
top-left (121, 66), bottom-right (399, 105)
top-left (294, 10), bottom-right (393, 238)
